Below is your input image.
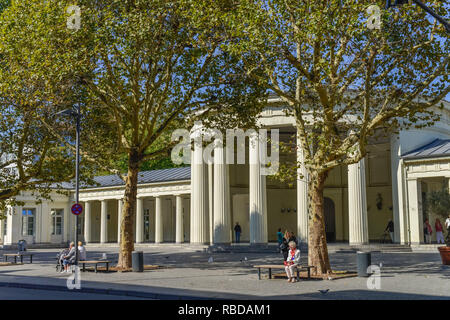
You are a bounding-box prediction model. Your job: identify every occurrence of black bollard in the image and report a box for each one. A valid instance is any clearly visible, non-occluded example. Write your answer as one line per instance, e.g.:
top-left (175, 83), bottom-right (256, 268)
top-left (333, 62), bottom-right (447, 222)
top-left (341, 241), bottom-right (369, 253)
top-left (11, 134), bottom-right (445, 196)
top-left (132, 251), bottom-right (144, 272)
top-left (356, 251), bottom-right (371, 277)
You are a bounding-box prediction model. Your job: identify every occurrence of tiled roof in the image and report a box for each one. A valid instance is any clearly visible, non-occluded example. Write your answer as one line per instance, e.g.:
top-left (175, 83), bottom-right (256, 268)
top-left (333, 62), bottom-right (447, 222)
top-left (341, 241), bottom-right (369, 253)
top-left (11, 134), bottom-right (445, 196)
top-left (88, 166), bottom-right (191, 188)
top-left (402, 139), bottom-right (450, 160)
top-left (55, 166), bottom-right (191, 190)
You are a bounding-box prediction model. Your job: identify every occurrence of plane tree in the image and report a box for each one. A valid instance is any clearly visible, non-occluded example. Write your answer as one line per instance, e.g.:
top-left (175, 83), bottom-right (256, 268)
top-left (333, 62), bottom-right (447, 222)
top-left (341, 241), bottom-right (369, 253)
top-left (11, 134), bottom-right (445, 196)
top-left (202, 0), bottom-right (449, 275)
top-left (0, 0), bottom-right (264, 269)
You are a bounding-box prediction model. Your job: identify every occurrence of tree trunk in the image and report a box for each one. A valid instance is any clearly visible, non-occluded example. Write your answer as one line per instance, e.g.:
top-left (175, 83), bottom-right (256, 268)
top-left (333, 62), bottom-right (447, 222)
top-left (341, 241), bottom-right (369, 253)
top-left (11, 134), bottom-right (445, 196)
top-left (116, 150), bottom-right (140, 270)
top-left (307, 170), bottom-right (332, 276)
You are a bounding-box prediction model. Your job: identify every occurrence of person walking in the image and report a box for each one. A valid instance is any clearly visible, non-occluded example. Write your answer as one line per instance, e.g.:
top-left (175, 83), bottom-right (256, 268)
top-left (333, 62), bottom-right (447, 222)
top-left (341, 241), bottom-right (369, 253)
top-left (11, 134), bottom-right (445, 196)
top-left (445, 215), bottom-right (450, 242)
top-left (280, 231), bottom-right (290, 261)
top-left (384, 220), bottom-right (394, 243)
top-left (435, 219), bottom-right (445, 244)
top-left (284, 241), bottom-right (300, 283)
top-left (281, 231), bottom-right (297, 261)
top-left (424, 219), bottom-right (432, 244)
top-left (234, 222), bottom-right (242, 243)
top-left (277, 228), bottom-right (283, 252)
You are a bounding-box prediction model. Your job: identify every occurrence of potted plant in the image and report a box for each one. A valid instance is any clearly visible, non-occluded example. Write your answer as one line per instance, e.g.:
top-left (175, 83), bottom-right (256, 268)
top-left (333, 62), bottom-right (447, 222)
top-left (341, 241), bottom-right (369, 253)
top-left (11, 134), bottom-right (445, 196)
top-left (425, 187), bottom-right (450, 265)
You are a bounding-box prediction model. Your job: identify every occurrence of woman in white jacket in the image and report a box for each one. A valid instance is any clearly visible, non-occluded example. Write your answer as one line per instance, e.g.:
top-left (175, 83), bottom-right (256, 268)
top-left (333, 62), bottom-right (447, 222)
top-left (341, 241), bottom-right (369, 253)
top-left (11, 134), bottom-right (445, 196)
top-left (284, 241), bottom-right (300, 283)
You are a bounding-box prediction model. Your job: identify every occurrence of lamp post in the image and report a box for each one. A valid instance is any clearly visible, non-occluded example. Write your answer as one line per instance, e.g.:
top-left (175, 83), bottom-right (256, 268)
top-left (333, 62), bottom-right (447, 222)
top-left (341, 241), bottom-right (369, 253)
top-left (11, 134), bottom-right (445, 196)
top-left (56, 104), bottom-right (81, 268)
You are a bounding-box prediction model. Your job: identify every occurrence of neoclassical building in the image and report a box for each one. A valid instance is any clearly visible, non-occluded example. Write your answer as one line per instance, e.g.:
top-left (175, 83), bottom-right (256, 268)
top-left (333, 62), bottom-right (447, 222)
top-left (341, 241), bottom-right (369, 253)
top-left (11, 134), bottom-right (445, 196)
top-left (1, 102), bottom-right (449, 248)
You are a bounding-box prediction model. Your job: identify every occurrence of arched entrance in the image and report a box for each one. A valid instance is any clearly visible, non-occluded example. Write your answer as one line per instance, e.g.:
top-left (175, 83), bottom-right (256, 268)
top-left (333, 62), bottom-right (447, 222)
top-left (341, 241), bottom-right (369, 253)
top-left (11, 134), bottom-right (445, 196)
top-left (324, 197), bottom-right (336, 242)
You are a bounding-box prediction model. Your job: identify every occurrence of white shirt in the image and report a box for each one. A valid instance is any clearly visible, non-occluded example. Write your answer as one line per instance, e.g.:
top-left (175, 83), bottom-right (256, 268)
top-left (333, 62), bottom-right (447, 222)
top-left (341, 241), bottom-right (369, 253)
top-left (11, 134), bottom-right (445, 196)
top-left (445, 218), bottom-right (450, 229)
top-left (78, 246), bottom-right (87, 261)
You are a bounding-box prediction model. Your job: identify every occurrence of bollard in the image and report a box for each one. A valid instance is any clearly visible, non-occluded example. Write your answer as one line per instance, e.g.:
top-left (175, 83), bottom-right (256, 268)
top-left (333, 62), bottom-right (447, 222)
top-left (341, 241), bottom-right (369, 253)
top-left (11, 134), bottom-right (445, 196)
top-left (132, 251), bottom-right (144, 272)
top-left (356, 251), bottom-right (371, 277)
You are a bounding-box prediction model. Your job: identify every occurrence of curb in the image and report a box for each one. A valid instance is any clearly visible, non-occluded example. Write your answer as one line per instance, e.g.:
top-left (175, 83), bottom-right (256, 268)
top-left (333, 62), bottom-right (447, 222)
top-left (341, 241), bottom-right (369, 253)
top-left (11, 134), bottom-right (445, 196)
top-left (0, 281), bottom-right (219, 300)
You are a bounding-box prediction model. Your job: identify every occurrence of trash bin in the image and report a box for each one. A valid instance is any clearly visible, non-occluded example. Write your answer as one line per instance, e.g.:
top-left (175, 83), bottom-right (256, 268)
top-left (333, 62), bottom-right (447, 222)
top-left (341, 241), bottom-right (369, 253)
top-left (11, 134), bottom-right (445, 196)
top-left (18, 239), bottom-right (27, 252)
top-left (356, 251), bottom-right (371, 277)
top-left (132, 251), bottom-right (144, 272)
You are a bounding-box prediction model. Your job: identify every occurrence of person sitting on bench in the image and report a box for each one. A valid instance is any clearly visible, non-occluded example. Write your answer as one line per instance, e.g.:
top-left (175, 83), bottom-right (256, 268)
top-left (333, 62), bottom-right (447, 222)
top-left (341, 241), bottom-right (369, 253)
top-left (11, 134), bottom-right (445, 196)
top-left (284, 241), bottom-right (300, 283)
top-left (78, 241), bottom-right (87, 261)
top-left (62, 242), bottom-right (76, 273)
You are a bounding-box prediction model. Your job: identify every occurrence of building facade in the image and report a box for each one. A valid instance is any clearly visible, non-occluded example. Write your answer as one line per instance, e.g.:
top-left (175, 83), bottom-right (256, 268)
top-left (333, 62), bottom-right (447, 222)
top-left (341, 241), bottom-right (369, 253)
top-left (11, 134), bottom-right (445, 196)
top-left (1, 105), bottom-right (449, 247)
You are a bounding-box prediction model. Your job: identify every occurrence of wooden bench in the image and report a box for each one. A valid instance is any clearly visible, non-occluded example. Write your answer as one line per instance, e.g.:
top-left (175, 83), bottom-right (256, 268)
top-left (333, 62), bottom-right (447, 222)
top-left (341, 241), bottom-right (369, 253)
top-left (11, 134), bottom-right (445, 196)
top-left (4, 253), bottom-right (34, 264)
top-left (78, 260), bottom-right (110, 273)
top-left (253, 264), bottom-right (313, 280)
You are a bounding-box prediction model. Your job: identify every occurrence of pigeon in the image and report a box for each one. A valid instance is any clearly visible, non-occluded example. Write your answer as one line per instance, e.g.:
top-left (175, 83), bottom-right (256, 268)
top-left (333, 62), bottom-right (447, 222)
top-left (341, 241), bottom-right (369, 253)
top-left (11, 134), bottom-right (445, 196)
top-left (319, 289), bottom-right (330, 294)
top-left (208, 256), bottom-right (214, 263)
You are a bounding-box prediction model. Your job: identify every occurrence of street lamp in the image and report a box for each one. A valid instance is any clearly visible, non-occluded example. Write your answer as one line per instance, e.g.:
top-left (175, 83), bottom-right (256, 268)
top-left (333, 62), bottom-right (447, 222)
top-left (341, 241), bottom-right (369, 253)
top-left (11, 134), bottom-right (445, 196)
top-left (386, 0), bottom-right (450, 34)
top-left (56, 104), bottom-right (81, 269)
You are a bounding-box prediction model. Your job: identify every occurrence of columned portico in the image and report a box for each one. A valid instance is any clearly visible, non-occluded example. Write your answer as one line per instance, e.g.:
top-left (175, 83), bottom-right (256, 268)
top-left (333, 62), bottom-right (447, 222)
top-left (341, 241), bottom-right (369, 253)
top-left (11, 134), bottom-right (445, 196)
top-left (175, 195), bottom-right (184, 243)
top-left (348, 158), bottom-right (369, 246)
top-left (136, 197), bottom-right (144, 243)
top-left (249, 132), bottom-right (268, 245)
top-left (117, 199), bottom-right (123, 244)
top-left (406, 179), bottom-right (423, 245)
top-left (84, 201), bottom-right (91, 243)
top-left (213, 142), bottom-right (231, 245)
top-left (155, 196), bottom-right (163, 244)
top-left (100, 200), bottom-right (108, 243)
top-left (296, 133), bottom-right (308, 246)
top-left (190, 139), bottom-right (209, 245)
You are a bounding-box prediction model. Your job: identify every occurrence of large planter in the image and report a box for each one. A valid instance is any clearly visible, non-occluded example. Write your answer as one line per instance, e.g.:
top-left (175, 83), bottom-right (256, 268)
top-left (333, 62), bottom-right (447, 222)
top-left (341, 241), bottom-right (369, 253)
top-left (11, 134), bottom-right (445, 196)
top-left (438, 246), bottom-right (450, 265)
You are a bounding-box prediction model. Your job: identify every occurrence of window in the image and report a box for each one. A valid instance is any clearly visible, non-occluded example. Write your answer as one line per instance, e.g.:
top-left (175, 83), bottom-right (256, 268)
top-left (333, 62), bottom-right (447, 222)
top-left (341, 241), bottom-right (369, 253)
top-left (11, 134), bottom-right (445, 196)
top-left (51, 209), bottom-right (63, 235)
top-left (22, 209), bottom-right (35, 236)
top-left (3, 216), bottom-right (7, 236)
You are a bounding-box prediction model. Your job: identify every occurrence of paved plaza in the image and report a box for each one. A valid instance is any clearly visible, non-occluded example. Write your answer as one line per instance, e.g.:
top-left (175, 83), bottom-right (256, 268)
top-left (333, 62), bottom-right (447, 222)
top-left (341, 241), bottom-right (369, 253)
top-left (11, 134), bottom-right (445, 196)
top-left (0, 245), bottom-right (448, 300)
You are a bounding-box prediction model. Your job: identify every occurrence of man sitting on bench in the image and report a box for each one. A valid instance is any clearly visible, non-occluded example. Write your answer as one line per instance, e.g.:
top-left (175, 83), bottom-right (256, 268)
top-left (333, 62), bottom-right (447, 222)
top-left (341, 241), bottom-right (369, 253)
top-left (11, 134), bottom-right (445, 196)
top-left (284, 241), bottom-right (300, 283)
top-left (62, 242), bottom-right (76, 273)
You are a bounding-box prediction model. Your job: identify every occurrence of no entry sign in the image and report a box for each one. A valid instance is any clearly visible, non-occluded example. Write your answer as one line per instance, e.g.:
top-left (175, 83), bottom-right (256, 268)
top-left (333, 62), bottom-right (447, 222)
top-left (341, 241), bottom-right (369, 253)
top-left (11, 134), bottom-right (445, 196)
top-left (71, 203), bottom-right (83, 215)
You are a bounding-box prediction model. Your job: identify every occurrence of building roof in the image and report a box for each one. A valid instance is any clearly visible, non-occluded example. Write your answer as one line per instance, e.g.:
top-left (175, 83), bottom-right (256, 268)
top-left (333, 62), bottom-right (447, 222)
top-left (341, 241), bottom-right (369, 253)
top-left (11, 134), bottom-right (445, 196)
top-left (86, 166), bottom-right (191, 189)
top-left (402, 139), bottom-right (450, 160)
top-left (52, 166), bottom-right (191, 190)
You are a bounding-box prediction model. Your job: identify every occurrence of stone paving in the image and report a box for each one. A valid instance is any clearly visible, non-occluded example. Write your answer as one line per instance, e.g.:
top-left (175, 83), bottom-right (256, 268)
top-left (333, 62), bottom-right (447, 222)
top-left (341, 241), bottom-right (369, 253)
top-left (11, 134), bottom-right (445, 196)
top-left (0, 245), bottom-right (448, 299)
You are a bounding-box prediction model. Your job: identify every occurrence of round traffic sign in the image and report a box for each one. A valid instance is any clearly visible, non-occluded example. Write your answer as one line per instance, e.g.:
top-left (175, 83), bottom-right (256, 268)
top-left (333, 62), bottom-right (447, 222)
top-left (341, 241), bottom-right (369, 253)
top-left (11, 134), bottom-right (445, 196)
top-left (71, 203), bottom-right (83, 215)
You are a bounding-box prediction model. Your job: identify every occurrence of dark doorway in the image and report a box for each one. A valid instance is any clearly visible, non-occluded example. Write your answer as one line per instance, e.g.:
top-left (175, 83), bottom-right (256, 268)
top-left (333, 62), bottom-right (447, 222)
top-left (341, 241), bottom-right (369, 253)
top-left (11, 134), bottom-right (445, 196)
top-left (324, 197), bottom-right (336, 242)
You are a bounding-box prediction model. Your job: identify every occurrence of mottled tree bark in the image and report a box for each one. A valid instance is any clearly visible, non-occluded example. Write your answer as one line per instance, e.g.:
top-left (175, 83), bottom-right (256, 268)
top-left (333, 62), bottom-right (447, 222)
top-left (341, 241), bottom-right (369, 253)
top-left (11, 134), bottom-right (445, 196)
top-left (307, 170), bottom-right (332, 276)
top-left (116, 150), bottom-right (140, 270)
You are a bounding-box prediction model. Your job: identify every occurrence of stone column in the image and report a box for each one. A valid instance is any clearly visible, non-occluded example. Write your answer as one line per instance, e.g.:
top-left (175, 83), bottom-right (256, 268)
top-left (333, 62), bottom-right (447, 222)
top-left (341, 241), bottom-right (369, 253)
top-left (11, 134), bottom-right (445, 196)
top-left (175, 195), bottom-right (184, 243)
top-left (348, 158), bottom-right (369, 245)
top-left (249, 131), bottom-right (268, 244)
top-left (390, 134), bottom-right (408, 244)
top-left (190, 139), bottom-right (209, 245)
top-left (407, 179), bottom-right (423, 245)
top-left (117, 199), bottom-right (123, 244)
top-left (136, 197), bottom-right (144, 243)
top-left (208, 162), bottom-right (214, 244)
top-left (296, 132), bottom-right (309, 246)
top-left (0, 209), bottom-right (4, 244)
top-left (100, 200), bottom-right (108, 244)
top-left (155, 196), bottom-right (163, 243)
top-left (213, 142), bottom-right (231, 245)
top-left (84, 201), bottom-right (91, 243)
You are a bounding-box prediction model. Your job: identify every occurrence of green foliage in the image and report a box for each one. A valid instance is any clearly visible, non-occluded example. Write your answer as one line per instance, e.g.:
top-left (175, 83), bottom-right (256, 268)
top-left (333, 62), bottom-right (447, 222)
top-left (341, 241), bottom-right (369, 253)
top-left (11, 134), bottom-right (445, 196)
top-left (425, 188), bottom-right (450, 220)
top-left (200, 0), bottom-right (449, 181)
